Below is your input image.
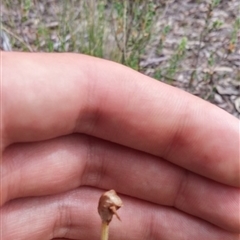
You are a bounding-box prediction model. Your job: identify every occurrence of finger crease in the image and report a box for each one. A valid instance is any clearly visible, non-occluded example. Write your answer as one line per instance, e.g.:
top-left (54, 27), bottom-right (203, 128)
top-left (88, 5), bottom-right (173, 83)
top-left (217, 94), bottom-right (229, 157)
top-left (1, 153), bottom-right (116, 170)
top-left (173, 169), bottom-right (189, 208)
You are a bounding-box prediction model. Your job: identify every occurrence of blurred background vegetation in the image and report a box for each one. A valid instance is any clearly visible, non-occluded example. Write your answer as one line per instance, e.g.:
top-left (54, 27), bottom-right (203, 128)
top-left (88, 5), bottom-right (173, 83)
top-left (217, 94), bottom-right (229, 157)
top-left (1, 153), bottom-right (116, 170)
top-left (1, 0), bottom-right (240, 116)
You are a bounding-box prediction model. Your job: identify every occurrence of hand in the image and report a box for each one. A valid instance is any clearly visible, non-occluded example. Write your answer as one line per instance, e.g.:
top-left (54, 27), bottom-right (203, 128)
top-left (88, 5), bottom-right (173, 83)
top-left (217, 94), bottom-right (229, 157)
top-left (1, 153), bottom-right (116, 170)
top-left (1, 51), bottom-right (239, 240)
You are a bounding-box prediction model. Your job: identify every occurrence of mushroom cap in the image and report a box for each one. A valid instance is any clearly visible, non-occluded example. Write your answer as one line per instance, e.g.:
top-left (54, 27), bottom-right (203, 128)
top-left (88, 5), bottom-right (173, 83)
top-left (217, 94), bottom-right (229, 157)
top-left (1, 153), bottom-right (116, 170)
top-left (98, 189), bottom-right (123, 224)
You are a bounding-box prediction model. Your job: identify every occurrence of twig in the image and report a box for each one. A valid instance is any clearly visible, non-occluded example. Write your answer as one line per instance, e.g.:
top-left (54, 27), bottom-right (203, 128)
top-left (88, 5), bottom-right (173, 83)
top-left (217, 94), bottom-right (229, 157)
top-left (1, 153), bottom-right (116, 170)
top-left (1, 25), bottom-right (33, 52)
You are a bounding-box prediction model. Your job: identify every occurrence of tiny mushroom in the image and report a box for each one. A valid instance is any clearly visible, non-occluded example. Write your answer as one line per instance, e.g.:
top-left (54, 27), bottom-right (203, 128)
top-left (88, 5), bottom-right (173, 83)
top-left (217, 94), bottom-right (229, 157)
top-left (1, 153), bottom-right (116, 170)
top-left (98, 189), bottom-right (123, 240)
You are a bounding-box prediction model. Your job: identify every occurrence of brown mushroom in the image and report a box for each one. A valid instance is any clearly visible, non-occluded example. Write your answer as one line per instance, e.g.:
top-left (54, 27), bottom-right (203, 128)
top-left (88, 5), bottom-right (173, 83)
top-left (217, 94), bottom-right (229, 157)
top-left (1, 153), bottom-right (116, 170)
top-left (98, 189), bottom-right (123, 240)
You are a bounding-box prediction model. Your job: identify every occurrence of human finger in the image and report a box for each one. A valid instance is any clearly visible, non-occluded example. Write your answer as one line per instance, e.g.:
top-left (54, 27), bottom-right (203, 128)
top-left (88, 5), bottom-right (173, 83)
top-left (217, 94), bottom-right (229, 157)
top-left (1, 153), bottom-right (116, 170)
top-left (2, 187), bottom-right (239, 240)
top-left (2, 51), bottom-right (239, 187)
top-left (3, 134), bottom-right (239, 232)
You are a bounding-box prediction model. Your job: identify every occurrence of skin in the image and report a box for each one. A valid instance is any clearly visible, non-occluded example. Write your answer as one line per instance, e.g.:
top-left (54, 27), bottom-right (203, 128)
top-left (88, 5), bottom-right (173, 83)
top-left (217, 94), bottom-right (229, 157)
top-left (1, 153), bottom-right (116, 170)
top-left (1, 51), bottom-right (239, 240)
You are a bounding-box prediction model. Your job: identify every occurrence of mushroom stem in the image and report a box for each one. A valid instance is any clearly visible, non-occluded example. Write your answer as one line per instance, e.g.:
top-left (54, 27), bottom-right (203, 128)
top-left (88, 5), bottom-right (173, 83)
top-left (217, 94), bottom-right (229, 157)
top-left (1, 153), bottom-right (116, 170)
top-left (101, 221), bottom-right (109, 240)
